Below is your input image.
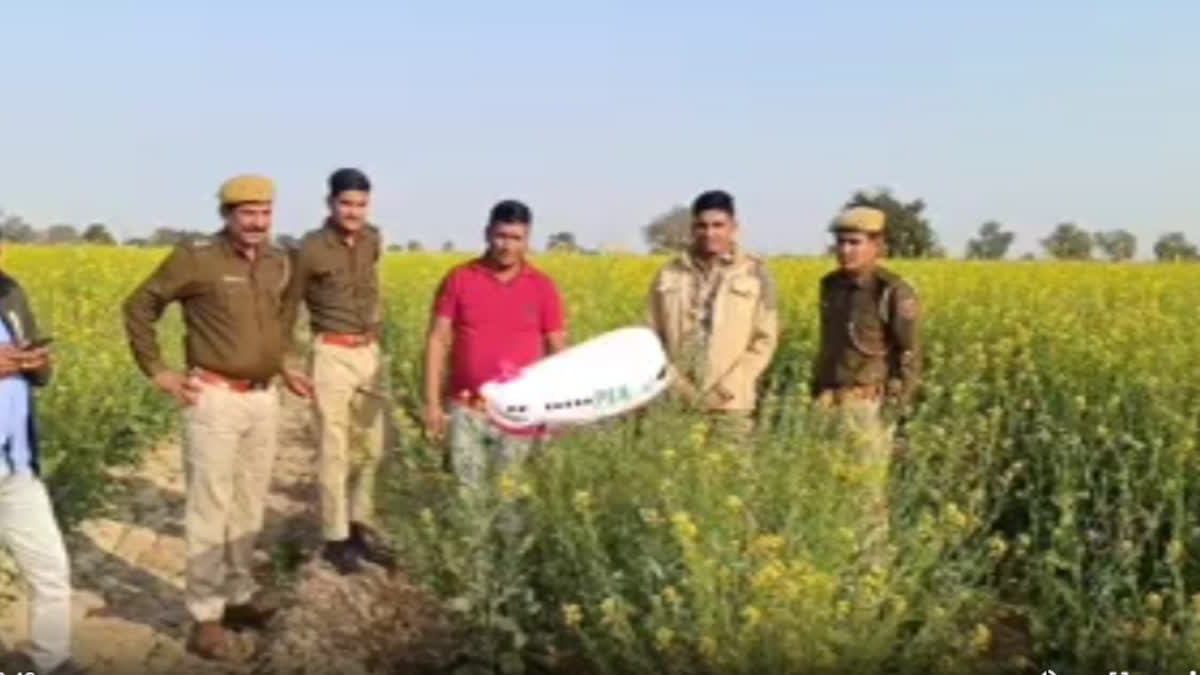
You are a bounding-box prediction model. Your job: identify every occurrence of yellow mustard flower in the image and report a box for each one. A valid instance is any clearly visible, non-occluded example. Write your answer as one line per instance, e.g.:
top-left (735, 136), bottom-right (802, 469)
top-left (561, 603), bottom-right (582, 628)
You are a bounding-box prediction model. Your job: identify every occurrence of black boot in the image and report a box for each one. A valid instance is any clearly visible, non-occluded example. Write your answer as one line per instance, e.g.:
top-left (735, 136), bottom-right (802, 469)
top-left (322, 538), bottom-right (363, 575)
top-left (349, 521), bottom-right (397, 572)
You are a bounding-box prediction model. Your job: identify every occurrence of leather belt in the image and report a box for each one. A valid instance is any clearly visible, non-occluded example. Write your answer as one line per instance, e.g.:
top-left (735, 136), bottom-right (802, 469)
top-left (817, 384), bottom-right (882, 406)
top-left (192, 368), bottom-right (270, 392)
top-left (319, 332), bottom-right (375, 348)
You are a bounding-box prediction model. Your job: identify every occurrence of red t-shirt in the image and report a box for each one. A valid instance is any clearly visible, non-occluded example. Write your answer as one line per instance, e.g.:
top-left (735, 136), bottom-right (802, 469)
top-left (433, 258), bottom-right (566, 400)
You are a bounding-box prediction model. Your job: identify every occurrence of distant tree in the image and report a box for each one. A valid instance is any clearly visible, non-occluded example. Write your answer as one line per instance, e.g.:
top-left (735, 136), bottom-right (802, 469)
top-left (275, 233), bottom-right (299, 250)
top-left (641, 205), bottom-right (693, 253)
top-left (1040, 222), bottom-right (1094, 260)
top-left (147, 227), bottom-right (206, 247)
top-left (441, 240), bottom-right (454, 252)
top-left (546, 232), bottom-right (579, 252)
top-left (0, 211), bottom-right (37, 243)
top-left (838, 188), bottom-right (941, 258)
top-left (965, 221), bottom-right (1015, 259)
top-left (1094, 229), bottom-right (1137, 261)
top-left (1019, 252), bottom-right (1036, 261)
top-left (148, 228), bottom-right (178, 246)
top-left (82, 222), bottom-right (116, 245)
top-left (124, 237), bottom-right (148, 247)
top-left (405, 240), bottom-right (423, 252)
top-left (1153, 232), bottom-right (1199, 261)
top-left (45, 224), bottom-right (80, 244)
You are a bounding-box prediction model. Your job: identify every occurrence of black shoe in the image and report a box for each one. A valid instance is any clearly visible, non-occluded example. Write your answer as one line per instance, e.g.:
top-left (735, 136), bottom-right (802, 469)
top-left (322, 539), bottom-right (363, 575)
top-left (222, 588), bottom-right (281, 631)
top-left (349, 521), bottom-right (398, 572)
top-left (1, 652), bottom-right (37, 672)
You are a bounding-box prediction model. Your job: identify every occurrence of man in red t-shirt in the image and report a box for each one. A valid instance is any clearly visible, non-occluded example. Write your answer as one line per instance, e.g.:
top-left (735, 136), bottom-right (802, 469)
top-left (423, 199), bottom-right (567, 489)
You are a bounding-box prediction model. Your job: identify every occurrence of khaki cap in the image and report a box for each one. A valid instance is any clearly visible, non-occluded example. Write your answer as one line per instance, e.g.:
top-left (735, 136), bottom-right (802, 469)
top-left (217, 174), bottom-right (274, 206)
top-left (830, 206), bottom-right (885, 234)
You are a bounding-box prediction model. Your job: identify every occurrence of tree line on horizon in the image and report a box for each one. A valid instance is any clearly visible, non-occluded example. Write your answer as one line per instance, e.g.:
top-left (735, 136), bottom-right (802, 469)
top-left (2, 187), bottom-right (1198, 262)
top-left (640, 188), bottom-right (1199, 262)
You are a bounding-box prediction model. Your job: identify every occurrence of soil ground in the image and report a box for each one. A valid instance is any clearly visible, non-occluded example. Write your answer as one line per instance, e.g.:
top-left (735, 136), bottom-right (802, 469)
top-left (0, 389), bottom-right (455, 674)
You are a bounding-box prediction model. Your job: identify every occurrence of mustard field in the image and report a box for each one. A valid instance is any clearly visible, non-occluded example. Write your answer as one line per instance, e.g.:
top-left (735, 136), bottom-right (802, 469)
top-left (7, 245), bottom-right (1200, 673)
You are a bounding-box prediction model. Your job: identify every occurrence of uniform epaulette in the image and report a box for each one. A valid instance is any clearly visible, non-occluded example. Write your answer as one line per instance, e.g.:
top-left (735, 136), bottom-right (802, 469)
top-left (875, 266), bottom-right (900, 284)
top-left (744, 253), bottom-right (769, 276)
top-left (884, 267), bottom-right (919, 295)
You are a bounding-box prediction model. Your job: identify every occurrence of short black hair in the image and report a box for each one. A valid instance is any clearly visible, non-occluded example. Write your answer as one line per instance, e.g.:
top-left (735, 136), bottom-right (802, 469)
top-left (328, 167), bottom-right (371, 196)
top-left (487, 199), bottom-right (532, 227)
top-left (691, 189), bottom-right (735, 217)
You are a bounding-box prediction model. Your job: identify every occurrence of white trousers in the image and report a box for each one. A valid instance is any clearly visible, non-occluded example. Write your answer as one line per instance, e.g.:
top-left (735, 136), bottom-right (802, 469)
top-left (0, 471), bottom-right (71, 671)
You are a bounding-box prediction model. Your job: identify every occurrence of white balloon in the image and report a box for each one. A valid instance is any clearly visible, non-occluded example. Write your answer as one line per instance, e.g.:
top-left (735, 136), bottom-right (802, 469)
top-left (478, 325), bottom-right (672, 430)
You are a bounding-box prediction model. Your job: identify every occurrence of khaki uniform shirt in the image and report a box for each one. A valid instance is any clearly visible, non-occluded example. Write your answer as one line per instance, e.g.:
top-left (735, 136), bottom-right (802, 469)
top-left (645, 246), bottom-right (779, 412)
top-left (122, 232), bottom-right (292, 383)
top-left (811, 266), bottom-right (920, 410)
top-left (282, 223), bottom-right (382, 346)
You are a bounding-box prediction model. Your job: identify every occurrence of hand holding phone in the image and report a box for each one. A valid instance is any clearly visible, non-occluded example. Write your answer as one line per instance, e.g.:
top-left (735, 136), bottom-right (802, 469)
top-left (24, 337), bottom-right (53, 350)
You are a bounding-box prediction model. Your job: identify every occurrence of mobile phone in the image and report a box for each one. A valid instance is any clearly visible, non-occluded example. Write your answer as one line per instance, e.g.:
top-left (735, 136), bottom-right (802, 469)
top-left (24, 336), bottom-right (53, 350)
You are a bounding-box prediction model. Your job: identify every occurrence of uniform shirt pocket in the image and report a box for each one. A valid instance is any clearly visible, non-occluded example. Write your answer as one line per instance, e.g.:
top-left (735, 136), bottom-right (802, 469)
top-left (654, 278), bottom-right (683, 315)
top-left (312, 265), bottom-right (342, 292)
top-left (728, 275), bottom-right (760, 299)
top-left (217, 273), bottom-right (253, 310)
top-left (724, 275), bottom-right (761, 325)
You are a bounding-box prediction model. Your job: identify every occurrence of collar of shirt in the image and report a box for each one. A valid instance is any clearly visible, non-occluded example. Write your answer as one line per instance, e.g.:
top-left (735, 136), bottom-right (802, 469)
top-left (321, 219), bottom-right (372, 247)
top-left (215, 230), bottom-right (269, 262)
top-left (681, 245), bottom-right (739, 275)
top-left (833, 268), bottom-right (879, 290)
top-left (468, 255), bottom-right (534, 282)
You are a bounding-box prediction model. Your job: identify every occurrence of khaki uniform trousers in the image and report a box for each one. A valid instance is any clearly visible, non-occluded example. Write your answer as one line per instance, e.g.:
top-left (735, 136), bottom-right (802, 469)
top-left (816, 391), bottom-right (894, 561)
top-left (181, 380), bottom-right (279, 622)
top-left (311, 339), bottom-right (386, 541)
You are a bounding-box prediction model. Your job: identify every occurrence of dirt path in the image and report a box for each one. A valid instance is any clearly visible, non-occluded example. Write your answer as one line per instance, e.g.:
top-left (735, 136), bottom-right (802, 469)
top-left (0, 391), bottom-right (328, 674)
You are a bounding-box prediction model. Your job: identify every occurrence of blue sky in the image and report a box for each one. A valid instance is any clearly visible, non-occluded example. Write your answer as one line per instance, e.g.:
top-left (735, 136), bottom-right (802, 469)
top-left (1, 1), bottom-right (1197, 257)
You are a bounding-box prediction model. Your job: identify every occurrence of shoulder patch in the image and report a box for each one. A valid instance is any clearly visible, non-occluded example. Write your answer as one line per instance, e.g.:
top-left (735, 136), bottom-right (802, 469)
top-left (188, 237), bottom-right (213, 248)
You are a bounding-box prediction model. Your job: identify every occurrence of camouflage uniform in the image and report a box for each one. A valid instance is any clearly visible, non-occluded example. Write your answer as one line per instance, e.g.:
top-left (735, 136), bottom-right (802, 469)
top-left (645, 244), bottom-right (779, 445)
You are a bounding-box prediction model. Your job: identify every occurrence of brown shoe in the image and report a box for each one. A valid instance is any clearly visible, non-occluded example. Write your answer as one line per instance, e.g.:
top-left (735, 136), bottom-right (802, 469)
top-left (222, 589), bottom-right (281, 631)
top-left (187, 621), bottom-right (231, 660)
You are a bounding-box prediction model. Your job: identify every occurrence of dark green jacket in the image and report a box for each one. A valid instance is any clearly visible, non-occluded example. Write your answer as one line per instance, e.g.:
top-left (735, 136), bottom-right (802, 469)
top-left (0, 271), bottom-right (51, 474)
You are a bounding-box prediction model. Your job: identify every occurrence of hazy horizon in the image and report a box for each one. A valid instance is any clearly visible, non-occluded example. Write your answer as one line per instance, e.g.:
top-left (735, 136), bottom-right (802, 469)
top-left (2, 1), bottom-right (1197, 259)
